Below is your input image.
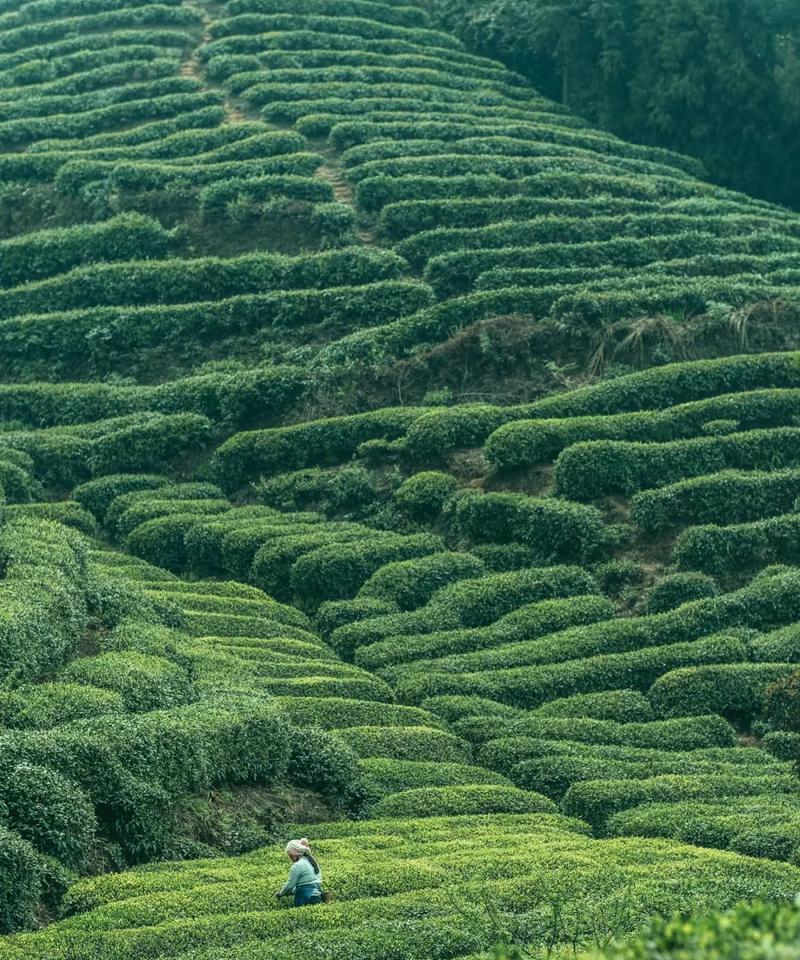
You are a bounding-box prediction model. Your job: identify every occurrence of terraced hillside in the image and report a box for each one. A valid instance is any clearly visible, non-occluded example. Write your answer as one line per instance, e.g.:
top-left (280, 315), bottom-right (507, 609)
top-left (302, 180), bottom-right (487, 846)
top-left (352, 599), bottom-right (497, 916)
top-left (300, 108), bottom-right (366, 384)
top-left (0, 0), bottom-right (799, 956)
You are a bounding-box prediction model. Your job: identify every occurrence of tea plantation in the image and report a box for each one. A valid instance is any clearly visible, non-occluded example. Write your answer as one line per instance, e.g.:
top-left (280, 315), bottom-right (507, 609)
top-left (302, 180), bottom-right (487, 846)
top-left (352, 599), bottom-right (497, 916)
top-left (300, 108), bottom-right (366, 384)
top-left (0, 0), bottom-right (799, 956)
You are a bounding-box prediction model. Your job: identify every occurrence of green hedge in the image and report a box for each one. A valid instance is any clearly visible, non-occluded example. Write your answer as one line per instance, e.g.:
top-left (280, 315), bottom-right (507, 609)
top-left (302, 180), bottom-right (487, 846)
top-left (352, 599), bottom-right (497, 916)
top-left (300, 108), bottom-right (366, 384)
top-left (0, 246), bottom-right (404, 318)
top-left (371, 784), bottom-right (557, 818)
top-left (0, 682), bottom-right (124, 729)
top-left (591, 897), bottom-right (800, 958)
top-left (315, 597), bottom-right (399, 641)
top-left (88, 414), bottom-right (211, 476)
top-left (0, 519), bottom-right (89, 681)
top-left (562, 772), bottom-right (800, 831)
top-left (674, 512), bottom-right (800, 574)
top-left (336, 725), bottom-right (470, 763)
top-left (0, 213), bottom-right (173, 287)
top-left (0, 825), bottom-right (42, 933)
top-left (334, 565), bottom-right (598, 661)
top-left (450, 490), bottom-right (612, 563)
top-left (648, 663), bottom-right (800, 722)
top-left (534, 689), bottom-right (654, 723)
top-left (0, 763), bottom-right (96, 870)
top-left (395, 633), bottom-right (747, 708)
top-left (74, 474), bottom-right (170, 521)
top-left (105, 482), bottom-right (223, 533)
top-left (472, 713), bottom-right (735, 754)
top-left (555, 427), bottom-right (800, 500)
top-left (357, 551), bottom-right (485, 611)
top-left (631, 467), bottom-right (800, 532)
top-left (393, 470), bottom-right (458, 520)
top-left (384, 569), bottom-right (800, 681)
top-left (271, 696), bottom-right (443, 731)
top-left (359, 757), bottom-right (511, 801)
top-left (485, 388), bottom-right (800, 471)
top-left (643, 573), bottom-right (718, 614)
top-left (250, 526), bottom-right (381, 599)
top-left (210, 407), bottom-right (431, 489)
top-left (289, 532), bottom-right (445, 605)
top-left (59, 652), bottom-right (192, 713)
top-left (355, 594), bottom-right (614, 671)
top-left (750, 623), bottom-right (800, 662)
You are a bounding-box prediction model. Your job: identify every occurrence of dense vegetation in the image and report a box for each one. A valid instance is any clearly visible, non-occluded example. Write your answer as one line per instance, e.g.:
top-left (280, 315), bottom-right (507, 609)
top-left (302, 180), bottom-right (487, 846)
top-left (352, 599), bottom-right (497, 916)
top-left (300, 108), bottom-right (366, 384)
top-left (428, 0), bottom-right (800, 210)
top-left (0, 0), bottom-right (798, 956)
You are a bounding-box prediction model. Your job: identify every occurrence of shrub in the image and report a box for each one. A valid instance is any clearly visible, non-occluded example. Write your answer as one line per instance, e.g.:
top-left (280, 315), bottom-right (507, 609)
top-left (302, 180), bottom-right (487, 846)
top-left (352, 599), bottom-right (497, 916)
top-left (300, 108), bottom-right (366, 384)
top-left (562, 772), bottom-right (800, 830)
top-left (631, 467), bottom-right (800, 533)
top-left (593, 559), bottom-right (645, 598)
top-left (89, 413), bottom-right (211, 475)
top-left (210, 407), bottom-right (430, 490)
top-left (336, 725), bottom-right (470, 763)
top-left (644, 573), bottom-right (718, 614)
top-left (271, 696), bottom-right (443, 731)
top-left (674, 512), bottom-right (800, 574)
top-left (288, 532), bottom-right (445, 605)
top-left (285, 726), bottom-right (362, 804)
top-left (356, 594), bottom-right (615, 671)
top-left (0, 518), bottom-right (90, 681)
top-left (450, 491), bottom-right (612, 564)
top-left (534, 690), bottom-right (654, 723)
top-left (357, 551), bottom-right (485, 611)
top-left (763, 671), bottom-right (800, 732)
top-left (762, 731), bottom-right (800, 761)
top-left (4, 502), bottom-right (98, 537)
top-left (372, 784), bottom-right (557, 818)
top-left (0, 764), bottom-right (96, 870)
top-left (73, 474), bottom-right (178, 520)
top-left (419, 695), bottom-right (523, 723)
top-left (359, 757), bottom-right (511, 801)
top-left (555, 427), bottom-right (800, 500)
top-left (0, 683), bottom-right (124, 729)
top-left (0, 213), bottom-right (174, 287)
top-left (649, 663), bottom-right (800, 722)
top-left (59, 652), bottom-right (192, 712)
top-left (394, 470), bottom-right (458, 520)
top-left (0, 825), bottom-right (41, 933)
top-left (587, 899), bottom-right (800, 959)
top-left (315, 597), bottom-right (399, 642)
top-left (395, 633), bottom-right (748, 708)
top-left (335, 565), bottom-right (598, 661)
top-left (467, 713), bottom-right (735, 752)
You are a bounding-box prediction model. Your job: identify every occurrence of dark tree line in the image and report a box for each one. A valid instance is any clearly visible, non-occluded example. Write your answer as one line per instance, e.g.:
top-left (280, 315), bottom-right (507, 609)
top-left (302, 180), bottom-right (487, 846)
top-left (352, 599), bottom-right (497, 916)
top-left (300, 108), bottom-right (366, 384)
top-left (427, 0), bottom-right (800, 209)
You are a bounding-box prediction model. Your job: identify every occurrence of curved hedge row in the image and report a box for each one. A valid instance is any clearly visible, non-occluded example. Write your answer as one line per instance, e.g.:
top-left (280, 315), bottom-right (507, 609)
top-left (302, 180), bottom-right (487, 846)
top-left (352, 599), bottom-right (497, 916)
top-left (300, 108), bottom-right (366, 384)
top-left (485, 388), bottom-right (800, 471)
top-left (332, 565), bottom-right (598, 660)
top-left (355, 595), bottom-right (615, 671)
top-left (674, 512), bottom-right (800, 574)
top-left (555, 427), bottom-right (800, 500)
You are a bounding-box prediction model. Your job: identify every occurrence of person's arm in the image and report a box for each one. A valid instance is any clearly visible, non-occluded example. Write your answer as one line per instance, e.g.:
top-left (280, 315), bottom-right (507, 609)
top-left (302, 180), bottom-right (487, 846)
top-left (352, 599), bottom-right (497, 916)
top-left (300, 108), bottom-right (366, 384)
top-left (277, 861), bottom-right (302, 897)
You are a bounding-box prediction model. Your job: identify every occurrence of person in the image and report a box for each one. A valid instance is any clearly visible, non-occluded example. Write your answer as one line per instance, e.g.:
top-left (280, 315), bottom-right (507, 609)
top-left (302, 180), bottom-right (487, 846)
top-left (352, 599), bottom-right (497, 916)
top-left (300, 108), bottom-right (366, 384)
top-left (276, 838), bottom-right (323, 906)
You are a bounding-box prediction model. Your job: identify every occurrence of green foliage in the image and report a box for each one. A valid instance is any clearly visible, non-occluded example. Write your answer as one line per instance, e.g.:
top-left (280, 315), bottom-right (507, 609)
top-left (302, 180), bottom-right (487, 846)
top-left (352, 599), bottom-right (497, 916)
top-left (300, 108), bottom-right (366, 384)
top-left (450, 490), bottom-right (613, 563)
top-left (59, 652), bottom-right (192, 712)
top-left (0, 213), bottom-right (174, 287)
top-left (587, 899), bottom-right (800, 958)
top-left (0, 683), bottom-right (124, 729)
top-left (643, 573), bottom-right (718, 614)
top-left (394, 470), bottom-right (458, 520)
top-left (372, 783), bottom-right (557, 818)
top-left (0, 764), bottom-right (96, 870)
top-left (358, 550), bottom-right (485, 611)
top-left (0, 825), bottom-right (41, 934)
top-left (764, 672), bottom-right (800, 733)
top-left (649, 663), bottom-right (799, 722)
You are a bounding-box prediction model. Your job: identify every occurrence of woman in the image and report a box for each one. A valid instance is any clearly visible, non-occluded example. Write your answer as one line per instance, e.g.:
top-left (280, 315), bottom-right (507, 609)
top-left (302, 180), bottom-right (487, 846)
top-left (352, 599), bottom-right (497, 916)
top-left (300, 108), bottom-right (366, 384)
top-left (276, 838), bottom-right (323, 907)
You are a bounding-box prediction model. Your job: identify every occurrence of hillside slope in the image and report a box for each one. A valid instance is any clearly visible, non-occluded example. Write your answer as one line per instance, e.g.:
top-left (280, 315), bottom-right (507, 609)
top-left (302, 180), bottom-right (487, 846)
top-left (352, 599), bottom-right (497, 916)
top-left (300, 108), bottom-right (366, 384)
top-left (0, 0), bottom-right (799, 955)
